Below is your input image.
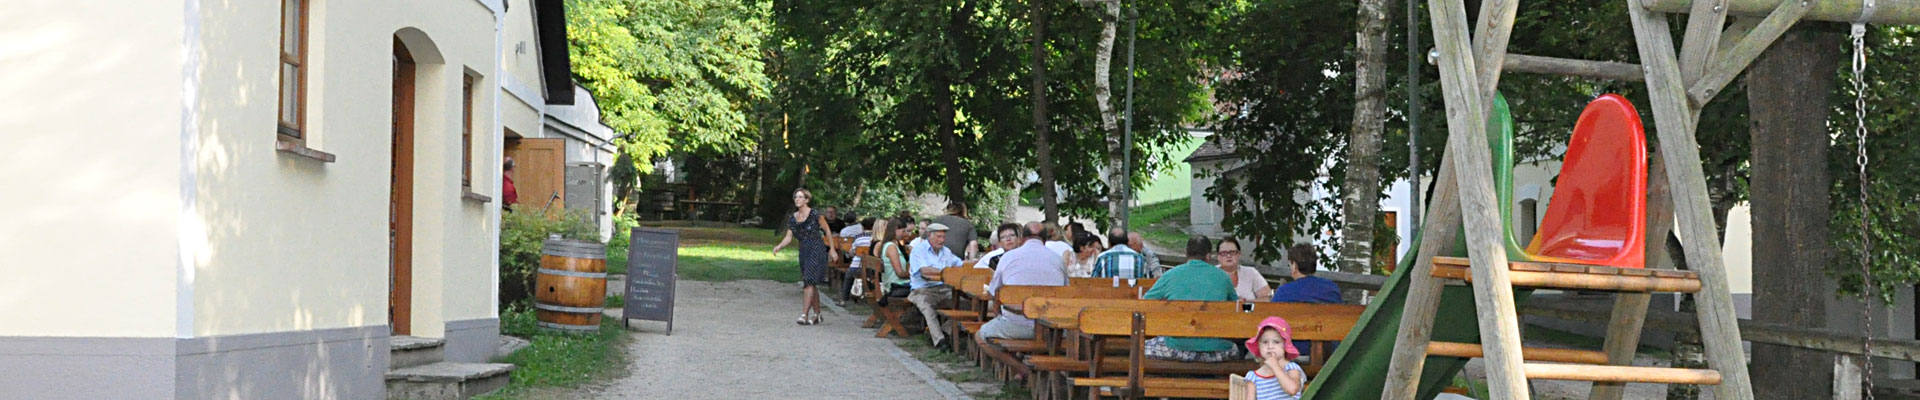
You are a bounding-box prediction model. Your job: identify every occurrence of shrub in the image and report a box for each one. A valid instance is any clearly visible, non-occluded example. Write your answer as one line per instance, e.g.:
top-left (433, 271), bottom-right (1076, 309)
top-left (605, 214), bottom-right (640, 275)
top-left (500, 209), bottom-right (597, 310)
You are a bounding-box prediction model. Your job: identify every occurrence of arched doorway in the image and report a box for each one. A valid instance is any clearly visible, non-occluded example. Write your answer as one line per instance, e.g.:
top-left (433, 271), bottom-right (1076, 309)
top-left (390, 37), bottom-right (416, 335)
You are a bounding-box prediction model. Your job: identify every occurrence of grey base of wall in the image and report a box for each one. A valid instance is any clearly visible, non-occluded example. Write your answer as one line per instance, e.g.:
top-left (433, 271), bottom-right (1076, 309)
top-left (444, 318), bottom-right (502, 362)
top-left (0, 325), bottom-right (389, 400)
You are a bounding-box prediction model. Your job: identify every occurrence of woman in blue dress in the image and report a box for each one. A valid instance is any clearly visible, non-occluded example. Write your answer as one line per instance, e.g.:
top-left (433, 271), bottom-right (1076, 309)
top-left (772, 188), bottom-right (839, 325)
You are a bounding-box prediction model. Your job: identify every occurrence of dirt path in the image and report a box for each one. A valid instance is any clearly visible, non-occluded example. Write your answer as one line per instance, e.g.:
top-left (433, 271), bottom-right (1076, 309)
top-left (527, 279), bottom-right (965, 399)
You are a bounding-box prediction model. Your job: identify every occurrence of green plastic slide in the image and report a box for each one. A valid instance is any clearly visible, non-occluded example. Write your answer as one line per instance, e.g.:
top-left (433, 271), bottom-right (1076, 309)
top-left (1302, 94), bottom-right (1529, 399)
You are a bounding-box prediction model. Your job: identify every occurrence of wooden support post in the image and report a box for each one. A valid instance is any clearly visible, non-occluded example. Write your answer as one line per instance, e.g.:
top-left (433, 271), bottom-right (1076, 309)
top-left (1624, 1), bottom-right (1756, 398)
top-left (1834, 354), bottom-right (1865, 400)
top-left (1503, 54), bottom-right (1645, 82)
top-left (1437, 0), bottom-right (1531, 399)
top-left (1686, 0), bottom-right (1809, 105)
top-left (1590, 153), bottom-right (1677, 400)
top-left (1677, 0), bottom-right (1729, 83)
top-left (1716, 17), bottom-right (1762, 56)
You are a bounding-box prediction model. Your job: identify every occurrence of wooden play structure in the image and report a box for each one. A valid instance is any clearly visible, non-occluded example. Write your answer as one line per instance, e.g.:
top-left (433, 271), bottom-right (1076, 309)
top-left (1353, 0), bottom-right (1920, 399)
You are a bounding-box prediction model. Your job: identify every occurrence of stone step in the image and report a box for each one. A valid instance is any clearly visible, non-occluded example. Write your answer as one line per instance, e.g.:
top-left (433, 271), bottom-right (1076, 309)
top-left (385, 362), bottom-right (514, 400)
top-left (390, 336), bottom-right (446, 370)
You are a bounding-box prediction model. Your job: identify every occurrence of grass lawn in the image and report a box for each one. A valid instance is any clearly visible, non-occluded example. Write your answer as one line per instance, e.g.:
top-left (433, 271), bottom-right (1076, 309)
top-left (610, 226), bottom-right (794, 282)
top-left (476, 306), bottom-right (629, 399)
top-left (1130, 197), bottom-right (1191, 250)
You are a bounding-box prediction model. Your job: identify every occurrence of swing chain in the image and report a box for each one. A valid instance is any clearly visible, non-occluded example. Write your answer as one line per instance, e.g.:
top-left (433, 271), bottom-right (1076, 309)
top-left (1850, 14), bottom-right (1876, 400)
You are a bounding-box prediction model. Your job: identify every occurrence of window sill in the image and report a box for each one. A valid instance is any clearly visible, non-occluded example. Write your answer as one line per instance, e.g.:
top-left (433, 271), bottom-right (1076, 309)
top-left (462, 191), bottom-right (493, 203)
top-left (276, 139), bottom-right (337, 163)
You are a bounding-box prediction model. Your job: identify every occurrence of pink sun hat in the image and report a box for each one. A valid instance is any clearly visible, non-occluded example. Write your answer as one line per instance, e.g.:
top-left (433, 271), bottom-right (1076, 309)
top-left (1245, 316), bottom-right (1301, 360)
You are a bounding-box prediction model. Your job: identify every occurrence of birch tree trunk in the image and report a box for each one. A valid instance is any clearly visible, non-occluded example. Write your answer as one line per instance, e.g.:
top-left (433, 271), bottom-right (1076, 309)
top-left (1336, 0), bottom-right (1390, 290)
top-left (1091, 0), bottom-right (1124, 226)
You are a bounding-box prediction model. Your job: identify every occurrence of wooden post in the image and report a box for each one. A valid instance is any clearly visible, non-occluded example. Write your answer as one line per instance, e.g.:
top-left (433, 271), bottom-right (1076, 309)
top-left (1624, 0), bottom-right (1756, 398)
top-left (1685, 0), bottom-right (1809, 105)
top-left (1677, 0), bottom-right (1729, 83)
top-left (1590, 153), bottom-right (1676, 400)
top-left (1834, 354), bottom-right (1865, 400)
top-left (1431, 0), bottom-right (1531, 399)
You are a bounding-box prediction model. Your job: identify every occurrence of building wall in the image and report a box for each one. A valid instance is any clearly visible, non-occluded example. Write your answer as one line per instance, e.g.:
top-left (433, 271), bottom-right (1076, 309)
top-left (189, 0), bottom-right (499, 338)
top-left (0, 0), bottom-right (185, 338)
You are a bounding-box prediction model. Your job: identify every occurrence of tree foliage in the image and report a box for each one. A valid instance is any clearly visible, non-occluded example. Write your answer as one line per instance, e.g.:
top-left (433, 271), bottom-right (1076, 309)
top-left (566, 0), bottom-right (773, 172)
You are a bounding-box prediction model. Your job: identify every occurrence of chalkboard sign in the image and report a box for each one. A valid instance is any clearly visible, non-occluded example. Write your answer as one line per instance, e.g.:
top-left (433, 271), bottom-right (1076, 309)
top-left (623, 228), bottom-right (678, 335)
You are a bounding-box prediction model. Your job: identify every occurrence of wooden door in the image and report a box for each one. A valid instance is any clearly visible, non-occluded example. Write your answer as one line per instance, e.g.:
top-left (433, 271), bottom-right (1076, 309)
top-left (390, 39), bottom-right (416, 336)
top-left (504, 138), bottom-right (566, 214)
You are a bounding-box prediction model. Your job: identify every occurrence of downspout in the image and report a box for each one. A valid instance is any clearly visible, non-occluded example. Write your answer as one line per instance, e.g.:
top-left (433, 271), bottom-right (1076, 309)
top-left (488, 2), bottom-right (505, 315)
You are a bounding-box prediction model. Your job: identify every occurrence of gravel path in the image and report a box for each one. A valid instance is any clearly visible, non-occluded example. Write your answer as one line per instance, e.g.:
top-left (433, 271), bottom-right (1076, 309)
top-left (530, 279), bottom-right (963, 399)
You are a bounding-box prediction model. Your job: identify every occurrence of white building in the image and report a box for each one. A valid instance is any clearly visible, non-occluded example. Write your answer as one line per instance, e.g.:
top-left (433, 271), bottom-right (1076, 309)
top-left (0, 0), bottom-right (578, 397)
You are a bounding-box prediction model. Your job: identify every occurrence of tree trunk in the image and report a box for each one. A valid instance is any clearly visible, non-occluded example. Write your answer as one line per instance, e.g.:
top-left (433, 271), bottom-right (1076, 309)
top-left (1093, 0), bottom-right (1123, 226)
top-left (1032, 0), bottom-right (1059, 223)
top-left (1746, 25), bottom-right (1842, 400)
top-left (1336, 0), bottom-right (1390, 293)
top-left (935, 3), bottom-right (972, 210)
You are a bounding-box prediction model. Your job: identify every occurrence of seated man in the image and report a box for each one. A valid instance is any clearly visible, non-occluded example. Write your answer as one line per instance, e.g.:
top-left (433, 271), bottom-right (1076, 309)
top-left (977, 225), bottom-right (1070, 342)
top-left (909, 223), bottom-right (965, 349)
top-left (1270, 244), bottom-right (1341, 354)
top-left (1092, 228), bottom-right (1151, 279)
top-left (1128, 232), bottom-right (1161, 275)
top-left (1140, 236), bottom-right (1243, 362)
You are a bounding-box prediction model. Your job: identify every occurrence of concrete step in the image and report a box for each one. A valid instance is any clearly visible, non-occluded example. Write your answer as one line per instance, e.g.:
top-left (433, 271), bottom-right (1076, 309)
top-left (385, 362), bottom-right (514, 400)
top-left (390, 336), bottom-right (446, 370)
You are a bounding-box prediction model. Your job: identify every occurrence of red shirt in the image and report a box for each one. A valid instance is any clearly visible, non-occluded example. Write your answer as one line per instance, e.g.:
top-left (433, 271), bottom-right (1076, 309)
top-left (503, 174), bottom-right (518, 207)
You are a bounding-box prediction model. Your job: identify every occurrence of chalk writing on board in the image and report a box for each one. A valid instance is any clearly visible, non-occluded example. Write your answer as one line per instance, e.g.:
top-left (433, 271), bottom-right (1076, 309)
top-left (623, 228), bottom-right (678, 334)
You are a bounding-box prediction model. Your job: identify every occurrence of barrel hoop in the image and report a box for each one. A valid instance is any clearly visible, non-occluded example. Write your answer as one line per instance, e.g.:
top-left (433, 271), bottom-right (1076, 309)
top-left (537, 268), bottom-right (609, 279)
top-left (534, 302), bottom-right (607, 314)
top-left (536, 321), bottom-right (599, 332)
top-left (542, 239), bottom-right (608, 259)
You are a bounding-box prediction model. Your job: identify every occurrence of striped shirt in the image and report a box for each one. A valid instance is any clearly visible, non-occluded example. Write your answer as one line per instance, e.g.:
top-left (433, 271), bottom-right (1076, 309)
top-left (850, 234), bottom-right (873, 269)
top-left (1247, 362), bottom-right (1303, 400)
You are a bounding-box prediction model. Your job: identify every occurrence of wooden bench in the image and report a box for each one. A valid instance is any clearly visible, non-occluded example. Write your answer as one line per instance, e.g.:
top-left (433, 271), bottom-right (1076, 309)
top-left (861, 255), bottom-right (920, 338)
top-left (1072, 305), bottom-right (1364, 399)
top-left (966, 284), bottom-right (1150, 382)
top-left (1015, 299), bottom-right (1267, 400)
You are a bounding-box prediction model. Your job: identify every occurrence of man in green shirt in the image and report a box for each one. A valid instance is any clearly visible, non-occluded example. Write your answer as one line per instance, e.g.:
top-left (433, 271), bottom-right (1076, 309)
top-left (1140, 236), bottom-right (1246, 362)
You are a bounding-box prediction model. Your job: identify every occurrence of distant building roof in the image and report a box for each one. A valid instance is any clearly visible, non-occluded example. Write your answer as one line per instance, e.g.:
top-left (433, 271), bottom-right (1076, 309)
top-left (1184, 136), bottom-right (1241, 163)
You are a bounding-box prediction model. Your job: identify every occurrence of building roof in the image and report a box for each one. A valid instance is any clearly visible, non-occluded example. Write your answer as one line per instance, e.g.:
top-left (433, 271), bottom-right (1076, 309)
top-left (1184, 136), bottom-right (1241, 163)
top-left (534, 0), bottom-right (575, 105)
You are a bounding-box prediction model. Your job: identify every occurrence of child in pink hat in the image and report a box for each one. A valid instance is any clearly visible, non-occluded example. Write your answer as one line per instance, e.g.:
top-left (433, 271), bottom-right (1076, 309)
top-left (1243, 316), bottom-right (1305, 399)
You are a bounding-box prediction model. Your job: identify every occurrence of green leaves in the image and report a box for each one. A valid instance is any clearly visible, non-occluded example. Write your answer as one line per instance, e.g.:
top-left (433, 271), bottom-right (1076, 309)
top-left (566, 0), bottom-right (774, 171)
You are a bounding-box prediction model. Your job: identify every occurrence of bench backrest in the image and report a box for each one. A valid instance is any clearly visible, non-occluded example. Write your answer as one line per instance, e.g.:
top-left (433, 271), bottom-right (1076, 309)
top-left (1022, 298), bottom-right (1238, 324)
top-left (995, 284), bottom-right (1142, 308)
top-left (936, 265), bottom-right (992, 286)
top-left (1076, 305), bottom-right (1365, 342)
top-left (1068, 277), bottom-right (1157, 288)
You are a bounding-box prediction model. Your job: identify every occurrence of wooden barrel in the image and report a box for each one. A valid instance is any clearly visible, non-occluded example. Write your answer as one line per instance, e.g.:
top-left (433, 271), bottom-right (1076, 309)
top-left (534, 238), bottom-right (607, 332)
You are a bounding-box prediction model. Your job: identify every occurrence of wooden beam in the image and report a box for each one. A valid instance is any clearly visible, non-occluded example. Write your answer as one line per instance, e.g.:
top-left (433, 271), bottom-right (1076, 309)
top-left (1503, 54), bottom-right (1645, 82)
top-left (1525, 363), bottom-right (1724, 385)
top-left (1426, 341), bottom-right (1613, 364)
top-left (1590, 153), bottom-right (1676, 400)
top-left (1644, 0), bottom-right (1920, 25)
top-left (1472, 0), bottom-right (1521, 114)
top-left (1678, 0), bottom-right (1730, 83)
top-left (1431, 0), bottom-right (1530, 399)
top-left (1685, 0), bottom-right (1810, 105)
top-left (1623, 0), bottom-right (1756, 398)
top-left (1382, 0), bottom-right (1490, 396)
top-left (1521, 302), bottom-right (1920, 362)
top-left (1717, 17), bottom-right (1763, 56)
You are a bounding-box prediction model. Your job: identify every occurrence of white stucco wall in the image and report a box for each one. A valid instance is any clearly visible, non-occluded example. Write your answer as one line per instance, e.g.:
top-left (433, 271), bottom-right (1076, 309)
top-left (0, 0), bottom-right (186, 337)
top-left (188, 0), bottom-right (500, 337)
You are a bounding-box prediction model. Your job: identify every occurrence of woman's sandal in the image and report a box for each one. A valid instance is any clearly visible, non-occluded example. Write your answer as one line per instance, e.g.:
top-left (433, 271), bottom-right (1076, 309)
top-left (796, 314), bottom-right (814, 325)
top-left (810, 314), bottom-right (824, 325)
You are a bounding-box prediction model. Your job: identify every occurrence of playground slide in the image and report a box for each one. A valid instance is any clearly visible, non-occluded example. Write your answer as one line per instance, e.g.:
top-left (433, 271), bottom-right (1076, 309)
top-left (1302, 94), bottom-right (1529, 399)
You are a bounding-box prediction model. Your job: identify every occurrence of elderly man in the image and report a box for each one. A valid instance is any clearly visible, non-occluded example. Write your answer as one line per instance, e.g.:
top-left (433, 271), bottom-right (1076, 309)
top-left (1128, 232), bottom-right (1161, 274)
top-left (1093, 228), bottom-right (1151, 278)
top-left (908, 223), bottom-right (965, 348)
top-left (976, 225), bottom-right (1069, 342)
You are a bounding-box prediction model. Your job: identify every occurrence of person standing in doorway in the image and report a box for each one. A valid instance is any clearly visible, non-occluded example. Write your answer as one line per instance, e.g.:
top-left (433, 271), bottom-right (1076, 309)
top-left (772, 188), bottom-right (840, 325)
top-left (502, 158), bottom-right (518, 211)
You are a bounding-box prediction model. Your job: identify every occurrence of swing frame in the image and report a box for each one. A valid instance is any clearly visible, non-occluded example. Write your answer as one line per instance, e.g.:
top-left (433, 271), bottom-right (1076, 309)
top-left (1379, 0), bottom-right (1915, 399)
